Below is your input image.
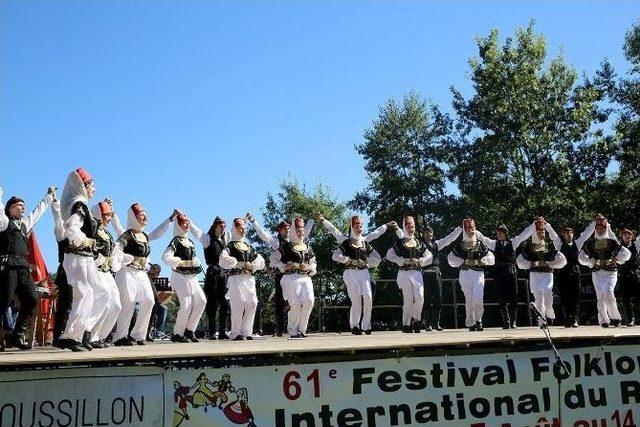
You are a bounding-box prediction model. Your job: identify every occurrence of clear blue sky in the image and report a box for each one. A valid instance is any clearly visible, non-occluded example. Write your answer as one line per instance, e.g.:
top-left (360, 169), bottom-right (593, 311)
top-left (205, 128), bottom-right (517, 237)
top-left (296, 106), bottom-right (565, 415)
top-left (1, 0), bottom-right (637, 268)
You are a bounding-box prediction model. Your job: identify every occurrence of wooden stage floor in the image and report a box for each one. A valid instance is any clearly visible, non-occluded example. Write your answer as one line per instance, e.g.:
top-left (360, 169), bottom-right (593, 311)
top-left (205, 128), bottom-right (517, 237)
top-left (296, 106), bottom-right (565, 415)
top-left (2, 326), bottom-right (639, 368)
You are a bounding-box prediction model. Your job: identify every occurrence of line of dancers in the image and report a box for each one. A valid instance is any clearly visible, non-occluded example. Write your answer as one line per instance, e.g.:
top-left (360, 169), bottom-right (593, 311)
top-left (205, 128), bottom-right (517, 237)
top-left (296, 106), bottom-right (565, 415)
top-left (1, 168), bottom-right (639, 351)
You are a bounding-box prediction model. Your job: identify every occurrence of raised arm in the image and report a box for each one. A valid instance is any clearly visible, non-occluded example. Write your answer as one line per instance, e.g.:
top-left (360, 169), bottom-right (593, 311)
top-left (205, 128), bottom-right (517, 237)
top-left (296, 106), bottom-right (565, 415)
top-left (474, 231), bottom-right (496, 251)
top-left (511, 223), bottom-right (535, 249)
top-left (322, 218), bottom-right (347, 243)
top-left (363, 223), bottom-right (388, 242)
top-left (636, 235), bottom-right (640, 252)
top-left (575, 221), bottom-right (596, 251)
top-left (189, 221), bottom-right (211, 248)
top-left (51, 201), bottom-right (65, 242)
top-left (0, 188), bottom-right (8, 232)
top-left (304, 219), bottom-right (315, 239)
top-left (251, 219), bottom-right (278, 250)
top-left (434, 227), bottom-right (462, 250)
top-left (544, 223), bottom-right (562, 251)
top-left (24, 192), bottom-right (54, 232)
top-left (111, 213), bottom-right (126, 238)
top-left (148, 218), bottom-right (172, 241)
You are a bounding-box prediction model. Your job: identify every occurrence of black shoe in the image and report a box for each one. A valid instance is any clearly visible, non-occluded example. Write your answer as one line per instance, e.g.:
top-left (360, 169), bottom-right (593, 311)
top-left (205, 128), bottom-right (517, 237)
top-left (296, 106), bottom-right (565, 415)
top-left (402, 326), bottom-right (412, 333)
top-left (114, 337), bottom-right (135, 346)
top-left (10, 333), bottom-right (32, 350)
top-left (611, 319), bottom-right (621, 327)
top-left (82, 331), bottom-right (93, 351)
top-left (476, 321), bottom-right (483, 331)
top-left (412, 321), bottom-right (422, 333)
top-left (273, 332), bottom-right (283, 337)
top-left (601, 323), bottom-right (609, 328)
top-left (145, 335), bottom-right (155, 343)
top-left (363, 330), bottom-right (371, 335)
top-left (136, 340), bottom-right (146, 345)
top-left (571, 320), bottom-right (579, 328)
top-left (184, 330), bottom-right (199, 343)
top-left (434, 323), bottom-right (443, 331)
top-left (351, 327), bottom-right (362, 335)
top-left (60, 339), bottom-right (86, 352)
top-left (171, 334), bottom-right (189, 343)
top-left (509, 321), bottom-right (517, 329)
top-left (469, 324), bottom-right (477, 332)
top-left (425, 325), bottom-right (433, 331)
top-left (104, 333), bottom-right (113, 343)
top-left (546, 318), bottom-right (554, 326)
top-left (218, 332), bottom-right (230, 340)
top-left (90, 341), bottom-right (106, 349)
top-left (245, 335), bottom-right (254, 340)
top-left (232, 335), bottom-right (244, 341)
top-left (290, 333), bottom-right (302, 339)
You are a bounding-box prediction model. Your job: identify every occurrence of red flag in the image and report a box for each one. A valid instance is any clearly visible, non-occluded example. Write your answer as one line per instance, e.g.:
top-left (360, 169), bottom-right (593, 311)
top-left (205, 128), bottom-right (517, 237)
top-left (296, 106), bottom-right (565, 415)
top-left (27, 231), bottom-right (55, 344)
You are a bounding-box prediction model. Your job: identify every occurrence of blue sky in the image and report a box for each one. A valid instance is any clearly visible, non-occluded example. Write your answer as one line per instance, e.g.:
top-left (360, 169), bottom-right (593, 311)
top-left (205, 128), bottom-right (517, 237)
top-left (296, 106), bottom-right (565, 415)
top-left (1, 0), bottom-right (637, 267)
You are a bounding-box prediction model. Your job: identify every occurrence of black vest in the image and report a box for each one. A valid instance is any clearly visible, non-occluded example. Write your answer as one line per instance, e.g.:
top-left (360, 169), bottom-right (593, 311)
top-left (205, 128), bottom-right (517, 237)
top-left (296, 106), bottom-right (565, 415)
top-left (0, 220), bottom-right (29, 267)
top-left (393, 237), bottom-right (425, 259)
top-left (619, 243), bottom-right (638, 276)
top-left (66, 202), bottom-right (99, 257)
top-left (204, 234), bottom-right (226, 266)
top-left (582, 237), bottom-right (621, 271)
top-left (520, 236), bottom-right (558, 272)
top-left (119, 230), bottom-right (151, 257)
top-left (558, 241), bottom-right (580, 274)
top-left (227, 240), bottom-right (256, 263)
top-left (57, 239), bottom-right (69, 264)
top-left (280, 241), bottom-right (315, 264)
top-left (169, 235), bottom-right (203, 275)
top-left (493, 239), bottom-right (515, 265)
top-left (339, 239), bottom-right (372, 262)
top-left (95, 227), bottom-right (114, 272)
top-left (451, 236), bottom-right (489, 261)
top-left (423, 240), bottom-right (439, 268)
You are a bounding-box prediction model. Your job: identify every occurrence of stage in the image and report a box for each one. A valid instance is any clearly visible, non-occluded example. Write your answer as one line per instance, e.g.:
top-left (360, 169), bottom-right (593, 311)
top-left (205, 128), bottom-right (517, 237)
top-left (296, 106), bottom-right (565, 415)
top-left (2, 326), bottom-right (639, 369)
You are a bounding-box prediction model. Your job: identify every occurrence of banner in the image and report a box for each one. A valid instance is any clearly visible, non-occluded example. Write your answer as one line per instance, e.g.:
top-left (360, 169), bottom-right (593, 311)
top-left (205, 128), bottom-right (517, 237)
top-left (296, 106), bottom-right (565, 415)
top-left (0, 367), bottom-right (164, 427)
top-left (166, 345), bottom-right (640, 427)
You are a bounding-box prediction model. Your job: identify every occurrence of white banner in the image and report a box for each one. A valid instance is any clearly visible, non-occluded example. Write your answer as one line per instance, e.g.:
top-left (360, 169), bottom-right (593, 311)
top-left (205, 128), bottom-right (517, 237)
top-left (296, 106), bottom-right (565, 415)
top-left (0, 366), bottom-right (165, 427)
top-left (166, 345), bottom-right (640, 427)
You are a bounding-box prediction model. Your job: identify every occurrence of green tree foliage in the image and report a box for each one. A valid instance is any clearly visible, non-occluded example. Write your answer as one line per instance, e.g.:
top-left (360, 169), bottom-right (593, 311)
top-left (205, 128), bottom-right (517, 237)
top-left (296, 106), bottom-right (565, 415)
top-left (350, 92), bottom-right (455, 230)
top-left (449, 21), bottom-right (611, 233)
top-left (595, 21), bottom-right (640, 227)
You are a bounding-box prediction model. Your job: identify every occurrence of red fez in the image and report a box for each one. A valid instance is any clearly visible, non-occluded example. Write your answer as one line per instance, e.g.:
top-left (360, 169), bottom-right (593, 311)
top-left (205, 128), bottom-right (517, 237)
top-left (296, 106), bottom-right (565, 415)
top-left (98, 201), bottom-right (113, 216)
top-left (131, 203), bottom-right (144, 216)
top-left (595, 215), bottom-right (607, 227)
top-left (404, 215), bottom-right (415, 225)
top-left (294, 217), bottom-right (304, 228)
top-left (351, 216), bottom-right (363, 226)
top-left (535, 217), bottom-right (546, 231)
top-left (233, 218), bottom-right (244, 228)
top-left (76, 167), bottom-right (92, 183)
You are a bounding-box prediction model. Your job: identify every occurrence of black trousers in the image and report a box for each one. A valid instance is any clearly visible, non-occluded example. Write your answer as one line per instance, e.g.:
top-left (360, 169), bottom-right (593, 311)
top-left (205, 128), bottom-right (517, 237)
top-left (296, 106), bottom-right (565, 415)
top-left (556, 268), bottom-right (581, 321)
top-left (273, 272), bottom-right (286, 334)
top-left (204, 268), bottom-right (228, 335)
top-left (0, 265), bottom-right (39, 335)
top-left (493, 265), bottom-right (518, 311)
top-left (52, 264), bottom-right (72, 342)
top-left (616, 271), bottom-right (640, 323)
top-left (422, 269), bottom-right (442, 326)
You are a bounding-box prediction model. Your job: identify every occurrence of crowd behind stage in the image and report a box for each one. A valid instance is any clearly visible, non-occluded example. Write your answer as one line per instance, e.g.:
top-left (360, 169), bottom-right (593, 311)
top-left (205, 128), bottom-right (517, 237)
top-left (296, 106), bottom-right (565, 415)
top-left (1, 168), bottom-right (639, 352)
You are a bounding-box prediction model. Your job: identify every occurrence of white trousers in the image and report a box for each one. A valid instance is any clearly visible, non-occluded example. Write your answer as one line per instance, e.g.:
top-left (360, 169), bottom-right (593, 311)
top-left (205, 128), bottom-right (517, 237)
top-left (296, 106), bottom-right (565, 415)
top-left (172, 271), bottom-right (207, 336)
top-left (114, 266), bottom-right (155, 341)
top-left (282, 273), bottom-right (314, 335)
top-left (226, 274), bottom-right (258, 339)
top-left (344, 269), bottom-right (373, 330)
top-left (529, 272), bottom-right (555, 325)
top-left (459, 269), bottom-right (485, 327)
top-left (89, 270), bottom-right (121, 342)
top-left (397, 270), bottom-right (424, 326)
top-left (592, 270), bottom-right (621, 324)
top-left (60, 254), bottom-right (98, 342)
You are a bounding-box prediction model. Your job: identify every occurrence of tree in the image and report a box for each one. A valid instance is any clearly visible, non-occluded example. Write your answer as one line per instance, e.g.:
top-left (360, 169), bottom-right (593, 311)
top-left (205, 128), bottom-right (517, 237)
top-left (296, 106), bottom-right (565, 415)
top-left (350, 93), bottom-right (455, 231)
top-left (449, 21), bottom-right (612, 233)
top-left (255, 179), bottom-right (350, 332)
top-left (594, 21), bottom-right (640, 228)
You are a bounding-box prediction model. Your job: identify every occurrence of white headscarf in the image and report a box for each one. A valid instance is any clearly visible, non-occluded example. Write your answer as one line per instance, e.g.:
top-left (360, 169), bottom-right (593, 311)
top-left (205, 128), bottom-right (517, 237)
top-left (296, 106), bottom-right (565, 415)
top-left (402, 216), bottom-right (415, 239)
top-left (173, 214), bottom-right (189, 237)
top-left (462, 218), bottom-right (477, 243)
top-left (348, 215), bottom-right (364, 243)
top-left (531, 220), bottom-right (546, 244)
top-left (595, 222), bottom-right (619, 242)
top-left (61, 170), bottom-right (89, 220)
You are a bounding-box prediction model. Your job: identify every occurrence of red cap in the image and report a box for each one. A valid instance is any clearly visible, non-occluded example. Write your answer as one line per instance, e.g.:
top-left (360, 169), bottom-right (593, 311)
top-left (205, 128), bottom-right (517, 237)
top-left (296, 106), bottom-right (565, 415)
top-left (131, 203), bottom-right (145, 216)
top-left (404, 215), bottom-right (415, 225)
top-left (233, 218), bottom-right (245, 228)
top-left (76, 167), bottom-right (92, 183)
top-left (595, 214), bottom-right (607, 227)
top-left (535, 217), bottom-right (546, 231)
top-left (98, 201), bottom-right (113, 216)
top-left (351, 216), bottom-right (363, 226)
top-left (294, 217), bottom-right (304, 228)
top-left (462, 217), bottom-right (475, 228)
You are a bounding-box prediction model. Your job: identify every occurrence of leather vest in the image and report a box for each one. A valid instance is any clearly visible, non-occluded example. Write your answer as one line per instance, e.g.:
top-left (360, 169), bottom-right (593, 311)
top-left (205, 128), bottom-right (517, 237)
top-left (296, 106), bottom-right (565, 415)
top-left (520, 237), bottom-right (558, 272)
top-left (204, 234), bottom-right (226, 266)
top-left (393, 237), bottom-right (424, 259)
top-left (451, 236), bottom-right (489, 261)
top-left (0, 220), bottom-right (29, 267)
top-left (280, 241), bottom-right (315, 264)
top-left (169, 235), bottom-right (202, 275)
top-left (339, 239), bottom-right (372, 262)
top-left (582, 237), bottom-right (621, 271)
